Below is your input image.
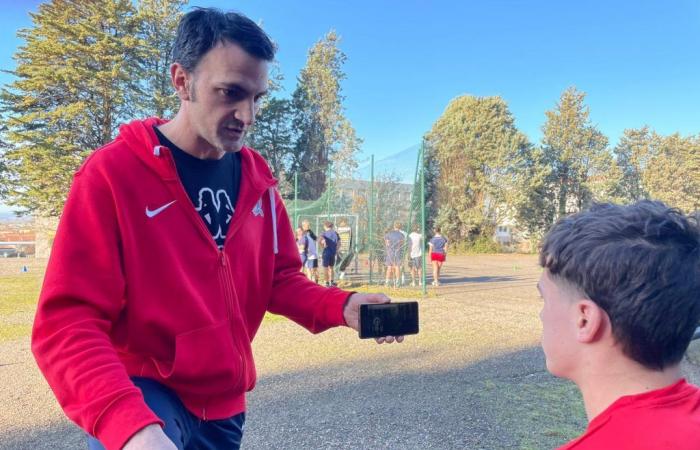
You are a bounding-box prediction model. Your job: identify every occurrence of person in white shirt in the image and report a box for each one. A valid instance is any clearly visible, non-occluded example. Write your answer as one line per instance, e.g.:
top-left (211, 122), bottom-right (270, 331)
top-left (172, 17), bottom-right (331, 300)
top-left (408, 225), bottom-right (423, 287)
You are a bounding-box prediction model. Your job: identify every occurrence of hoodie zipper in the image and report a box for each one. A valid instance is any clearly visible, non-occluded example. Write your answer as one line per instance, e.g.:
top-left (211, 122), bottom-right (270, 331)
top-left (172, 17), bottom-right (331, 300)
top-left (158, 146), bottom-right (267, 418)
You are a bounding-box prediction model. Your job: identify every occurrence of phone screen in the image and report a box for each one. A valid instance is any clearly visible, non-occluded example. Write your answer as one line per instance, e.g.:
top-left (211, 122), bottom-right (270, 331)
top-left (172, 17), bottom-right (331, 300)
top-left (359, 302), bottom-right (419, 339)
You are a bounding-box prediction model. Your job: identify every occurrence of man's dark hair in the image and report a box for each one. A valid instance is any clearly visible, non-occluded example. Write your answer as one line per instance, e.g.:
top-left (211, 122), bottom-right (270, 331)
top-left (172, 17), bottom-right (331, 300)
top-left (540, 200), bottom-right (700, 370)
top-left (172, 8), bottom-right (276, 72)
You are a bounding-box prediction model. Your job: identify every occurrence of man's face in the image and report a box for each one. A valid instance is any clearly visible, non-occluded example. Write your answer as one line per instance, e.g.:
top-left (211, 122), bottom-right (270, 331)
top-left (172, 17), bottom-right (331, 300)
top-left (185, 41), bottom-right (268, 154)
top-left (537, 270), bottom-right (579, 378)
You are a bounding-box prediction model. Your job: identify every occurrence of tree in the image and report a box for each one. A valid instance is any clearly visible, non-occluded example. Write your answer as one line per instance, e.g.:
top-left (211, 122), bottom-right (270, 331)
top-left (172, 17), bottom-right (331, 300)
top-left (425, 95), bottom-right (530, 243)
top-left (0, 0), bottom-right (184, 216)
top-left (291, 31), bottom-right (360, 199)
top-left (134, 0), bottom-right (186, 119)
top-left (541, 87), bottom-right (619, 218)
top-left (642, 133), bottom-right (699, 213)
top-left (246, 97), bottom-right (295, 195)
top-left (614, 127), bottom-right (654, 202)
top-left (511, 145), bottom-right (556, 246)
top-left (614, 128), bottom-right (699, 212)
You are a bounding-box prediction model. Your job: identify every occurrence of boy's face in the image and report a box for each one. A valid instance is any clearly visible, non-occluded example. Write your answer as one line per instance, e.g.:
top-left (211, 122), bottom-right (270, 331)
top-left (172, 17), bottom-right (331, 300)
top-left (538, 270), bottom-right (580, 378)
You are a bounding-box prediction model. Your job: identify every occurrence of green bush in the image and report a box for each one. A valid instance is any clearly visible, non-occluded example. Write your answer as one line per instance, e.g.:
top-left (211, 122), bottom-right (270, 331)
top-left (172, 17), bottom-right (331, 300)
top-left (450, 235), bottom-right (502, 254)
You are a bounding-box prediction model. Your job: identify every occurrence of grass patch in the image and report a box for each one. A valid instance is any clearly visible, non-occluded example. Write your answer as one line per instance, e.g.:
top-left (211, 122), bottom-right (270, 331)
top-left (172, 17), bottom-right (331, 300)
top-left (464, 375), bottom-right (586, 449)
top-left (348, 284), bottom-right (438, 299)
top-left (0, 274), bottom-right (41, 342)
top-left (0, 323), bottom-right (32, 342)
top-left (263, 312), bottom-right (288, 323)
top-left (0, 274), bottom-right (41, 316)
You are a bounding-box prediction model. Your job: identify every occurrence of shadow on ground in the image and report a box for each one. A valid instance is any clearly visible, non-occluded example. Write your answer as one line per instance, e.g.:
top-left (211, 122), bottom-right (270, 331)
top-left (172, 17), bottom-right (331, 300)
top-left (243, 346), bottom-right (586, 450)
top-left (1, 347), bottom-right (585, 450)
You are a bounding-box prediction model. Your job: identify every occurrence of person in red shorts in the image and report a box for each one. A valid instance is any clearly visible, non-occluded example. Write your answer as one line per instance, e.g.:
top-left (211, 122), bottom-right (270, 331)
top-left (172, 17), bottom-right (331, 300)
top-left (537, 201), bottom-right (700, 450)
top-left (428, 227), bottom-right (448, 286)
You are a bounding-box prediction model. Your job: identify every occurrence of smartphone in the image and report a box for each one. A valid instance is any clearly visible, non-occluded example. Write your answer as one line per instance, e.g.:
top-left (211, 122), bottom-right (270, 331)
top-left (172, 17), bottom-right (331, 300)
top-left (359, 302), bottom-right (419, 339)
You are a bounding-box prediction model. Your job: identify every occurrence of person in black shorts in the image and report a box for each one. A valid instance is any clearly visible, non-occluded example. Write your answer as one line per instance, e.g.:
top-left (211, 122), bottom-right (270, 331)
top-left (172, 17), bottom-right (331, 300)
top-left (320, 221), bottom-right (340, 286)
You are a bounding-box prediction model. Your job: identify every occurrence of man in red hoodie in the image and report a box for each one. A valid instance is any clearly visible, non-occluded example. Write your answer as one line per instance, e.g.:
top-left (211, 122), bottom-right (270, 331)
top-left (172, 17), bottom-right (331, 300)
top-left (538, 201), bottom-right (700, 449)
top-left (31, 8), bottom-right (401, 450)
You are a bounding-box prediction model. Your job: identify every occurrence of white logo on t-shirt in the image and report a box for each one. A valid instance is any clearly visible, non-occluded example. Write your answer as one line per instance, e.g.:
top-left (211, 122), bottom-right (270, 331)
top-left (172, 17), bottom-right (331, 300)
top-left (195, 188), bottom-right (234, 239)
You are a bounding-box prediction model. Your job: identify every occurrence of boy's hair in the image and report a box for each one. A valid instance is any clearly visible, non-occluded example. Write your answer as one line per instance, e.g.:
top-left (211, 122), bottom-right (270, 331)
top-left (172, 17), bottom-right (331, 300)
top-left (540, 200), bottom-right (700, 370)
top-left (324, 221), bottom-right (333, 228)
top-left (172, 8), bottom-right (276, 72)
top-left (394, 221), bottom-right (402, 230)
top-left (434, 226), bottom-right (441, 233)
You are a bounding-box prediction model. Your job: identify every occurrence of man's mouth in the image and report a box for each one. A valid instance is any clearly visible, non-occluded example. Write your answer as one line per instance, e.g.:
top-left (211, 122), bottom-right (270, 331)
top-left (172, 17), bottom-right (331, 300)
top-left (223, 126), bottom-right (245, 138)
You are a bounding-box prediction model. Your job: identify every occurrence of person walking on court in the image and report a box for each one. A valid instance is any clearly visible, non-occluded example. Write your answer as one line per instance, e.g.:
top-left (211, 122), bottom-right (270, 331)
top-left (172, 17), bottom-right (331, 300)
top-left (408, 225), bottom-right (423, 287)
top-left (296, 226), bottom-right (308, 271)
top-left (302, 219), bottom-right (319, 283)
top-left (384, 221), bottom-right (406, 287)
top-left (429, 227), bottom-right (448, 286)
top-left (336, 218), bottom-right (354, 280)
top-left (320, 221), bottom-right (340, 286)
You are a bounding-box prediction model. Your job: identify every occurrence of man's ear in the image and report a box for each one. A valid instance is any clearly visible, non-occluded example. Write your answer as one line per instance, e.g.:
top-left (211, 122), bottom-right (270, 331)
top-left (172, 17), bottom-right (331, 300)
top-left (170, 63), bottom-right (192, 101)
top-left (575, 299), bottom-right (607, 343)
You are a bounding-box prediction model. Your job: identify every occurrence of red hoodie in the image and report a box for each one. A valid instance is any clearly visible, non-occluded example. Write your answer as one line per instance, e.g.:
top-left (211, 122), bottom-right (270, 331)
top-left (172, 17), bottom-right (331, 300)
top-left (31, 118), bottom-right (351, 450)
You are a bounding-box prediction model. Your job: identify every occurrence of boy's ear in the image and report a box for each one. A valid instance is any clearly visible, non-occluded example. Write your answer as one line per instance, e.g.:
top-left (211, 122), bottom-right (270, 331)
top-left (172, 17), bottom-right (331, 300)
top-left (575, 299), bottom-right (607, 343)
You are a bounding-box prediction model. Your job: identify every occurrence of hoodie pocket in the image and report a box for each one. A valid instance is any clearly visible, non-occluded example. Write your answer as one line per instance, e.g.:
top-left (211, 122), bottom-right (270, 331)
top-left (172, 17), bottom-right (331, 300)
top-left (153, 320), bottom-right (243, 396)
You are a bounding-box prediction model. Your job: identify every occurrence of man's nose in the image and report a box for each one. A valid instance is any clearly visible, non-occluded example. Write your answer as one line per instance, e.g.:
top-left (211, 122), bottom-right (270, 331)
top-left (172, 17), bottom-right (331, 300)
top-left (234, 99), bottom-right (256, 127)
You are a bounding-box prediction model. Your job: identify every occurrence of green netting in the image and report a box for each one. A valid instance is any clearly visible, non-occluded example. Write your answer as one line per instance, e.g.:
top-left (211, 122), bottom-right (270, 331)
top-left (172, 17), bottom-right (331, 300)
top-left (284, 144), bottom-right (428, 292)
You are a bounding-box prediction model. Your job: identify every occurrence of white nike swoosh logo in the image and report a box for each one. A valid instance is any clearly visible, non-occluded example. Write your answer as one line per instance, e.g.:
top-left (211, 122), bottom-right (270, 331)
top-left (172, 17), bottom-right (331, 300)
top-left (146, 200), bottom-right (177, 218)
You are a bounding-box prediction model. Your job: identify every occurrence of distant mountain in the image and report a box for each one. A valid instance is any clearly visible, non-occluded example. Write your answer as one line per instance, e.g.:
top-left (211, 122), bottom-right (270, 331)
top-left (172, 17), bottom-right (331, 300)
top-left (354, 144), bottom-right (420, 184)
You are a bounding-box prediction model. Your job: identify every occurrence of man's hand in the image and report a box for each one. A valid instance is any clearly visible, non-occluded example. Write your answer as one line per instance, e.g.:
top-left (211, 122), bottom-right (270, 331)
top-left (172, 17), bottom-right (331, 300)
top-left (122, 424), bottom-right (178, 450)
top-left (343, 293), bottom-right (405, 344)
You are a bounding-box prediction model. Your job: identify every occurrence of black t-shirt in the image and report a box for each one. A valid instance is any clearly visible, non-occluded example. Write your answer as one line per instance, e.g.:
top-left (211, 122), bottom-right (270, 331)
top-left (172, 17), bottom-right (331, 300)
top-left (154, 126), bottom-right (242, 248)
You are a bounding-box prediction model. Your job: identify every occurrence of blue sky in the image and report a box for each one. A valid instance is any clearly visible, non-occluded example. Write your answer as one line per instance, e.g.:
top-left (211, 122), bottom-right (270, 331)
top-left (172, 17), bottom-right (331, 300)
top-left (1, 0), bottom-right (699, 212)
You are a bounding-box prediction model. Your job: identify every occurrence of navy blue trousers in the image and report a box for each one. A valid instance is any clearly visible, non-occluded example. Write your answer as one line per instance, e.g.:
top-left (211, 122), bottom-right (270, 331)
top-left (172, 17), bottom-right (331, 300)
top-left (87, 377), bottom-right (245, 450)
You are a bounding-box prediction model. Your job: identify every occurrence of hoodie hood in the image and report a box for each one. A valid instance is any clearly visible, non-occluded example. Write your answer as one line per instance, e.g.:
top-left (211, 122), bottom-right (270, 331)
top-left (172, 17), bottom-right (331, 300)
top-left (116, 117), bottom-right (277, 191)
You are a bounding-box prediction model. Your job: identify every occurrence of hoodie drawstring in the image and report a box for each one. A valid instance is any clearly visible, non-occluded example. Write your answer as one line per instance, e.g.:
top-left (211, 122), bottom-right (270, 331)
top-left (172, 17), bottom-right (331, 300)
top-left (268, 187), bottom-right (278, 255)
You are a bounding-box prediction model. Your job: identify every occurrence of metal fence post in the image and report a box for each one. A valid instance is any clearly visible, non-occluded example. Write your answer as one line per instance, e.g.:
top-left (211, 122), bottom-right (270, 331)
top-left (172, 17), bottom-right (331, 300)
top-left (421, 140), bottom-right (427, 295)
top-left (369, 155), bottom-right (374, 285)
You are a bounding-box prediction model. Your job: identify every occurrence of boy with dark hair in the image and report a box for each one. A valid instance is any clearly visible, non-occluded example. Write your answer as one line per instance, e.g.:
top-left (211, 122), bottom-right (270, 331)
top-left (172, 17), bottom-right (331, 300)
top-left (538, 200), bottom-right (700, 449)
top-left (320, 221), bottom-right (340, 286)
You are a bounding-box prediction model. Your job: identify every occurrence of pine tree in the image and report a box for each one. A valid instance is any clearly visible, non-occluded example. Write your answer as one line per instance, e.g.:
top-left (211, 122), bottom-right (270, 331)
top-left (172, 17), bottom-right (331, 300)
top-left (247, 97), bottom-right (295, 189)
top-left (642, 133), bottom-right (699, 213)
top-left (134, 0), bottom-right (186, 119)
top-left (291, 31), bottom-right (360, 199)
top-left (541, 87), bottom-right (617, 217)
top-left (0, 0), bottom-right (184, 215)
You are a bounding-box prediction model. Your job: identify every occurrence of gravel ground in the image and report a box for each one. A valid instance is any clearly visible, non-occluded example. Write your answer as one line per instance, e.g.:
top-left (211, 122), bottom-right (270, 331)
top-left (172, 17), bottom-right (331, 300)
top-left (1, 254), bottom-right (699, 449)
